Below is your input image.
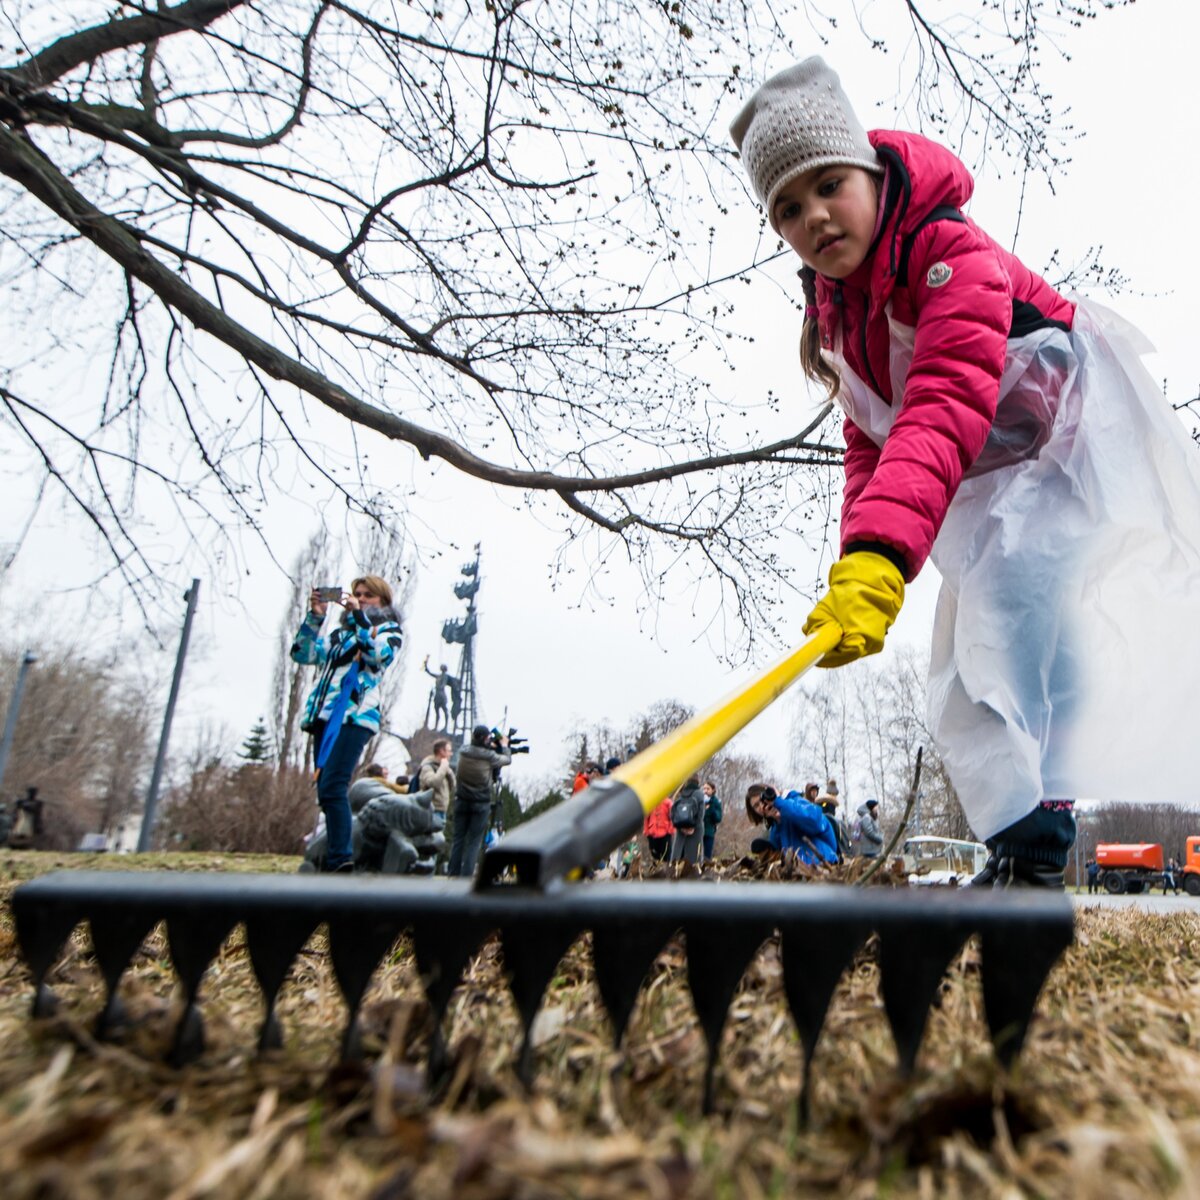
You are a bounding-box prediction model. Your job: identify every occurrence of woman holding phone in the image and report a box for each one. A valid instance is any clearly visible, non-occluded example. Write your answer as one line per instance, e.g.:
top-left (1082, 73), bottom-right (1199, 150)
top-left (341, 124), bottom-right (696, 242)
top-left (291, 575), bottom-right (403, 872)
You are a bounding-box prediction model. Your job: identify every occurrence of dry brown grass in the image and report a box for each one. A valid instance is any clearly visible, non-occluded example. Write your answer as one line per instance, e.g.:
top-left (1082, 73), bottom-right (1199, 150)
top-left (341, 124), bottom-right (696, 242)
top-left (2, 851), bottom-right (1199, 1199)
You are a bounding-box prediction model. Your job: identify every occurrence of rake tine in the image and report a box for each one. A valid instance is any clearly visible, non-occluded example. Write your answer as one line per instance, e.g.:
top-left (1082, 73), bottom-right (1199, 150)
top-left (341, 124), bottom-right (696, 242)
top-left (684, 919), bottom-right (774, 1115)
top-left (590, 920), bottom-right (678, 1048)
top-left (981, 915), bottom-right (1073, 1066)
top-left (411, 913), bottom-right (493, 1083)
top-left (780, 917), bottom-right (872, 1124)
top-left (245, 909), bottom-right (319, 1053)
top-left (88, 909), bottom-right (159, 1040)
top-left (877, 912), bottom-right (972, 1075)
top-left (165, 907), bottom-right (238, 1066)
top-left (12, 888), bottom-right (84, 1018)
top-left (411, 915), bottom-right (493, 1023)
top-left (328, 913), bottom-right (406, 1063)
top-left (501, 916), bottom-right (583, 1087)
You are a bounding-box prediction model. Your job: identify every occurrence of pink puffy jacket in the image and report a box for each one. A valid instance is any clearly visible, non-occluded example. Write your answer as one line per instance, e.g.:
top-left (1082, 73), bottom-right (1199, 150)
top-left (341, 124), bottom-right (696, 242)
top-left (813, 131), bottom-right (1075, 579)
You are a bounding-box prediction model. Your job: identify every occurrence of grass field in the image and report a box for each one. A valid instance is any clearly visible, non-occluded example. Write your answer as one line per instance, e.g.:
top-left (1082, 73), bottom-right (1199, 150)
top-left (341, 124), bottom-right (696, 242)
top-left (2, 851), bottom-right (1199, 1198)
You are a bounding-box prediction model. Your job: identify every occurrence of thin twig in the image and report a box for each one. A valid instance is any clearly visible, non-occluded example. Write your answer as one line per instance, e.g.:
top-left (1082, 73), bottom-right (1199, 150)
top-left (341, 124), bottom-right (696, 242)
top-left (856, 746), bottom-right (922, 886)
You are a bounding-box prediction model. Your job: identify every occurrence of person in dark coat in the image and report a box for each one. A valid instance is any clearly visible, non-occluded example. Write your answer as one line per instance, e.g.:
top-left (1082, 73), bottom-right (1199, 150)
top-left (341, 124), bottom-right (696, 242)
top-left (702, 781), bottom-right (723, 861)
top-left (856, 799), bottom-right (884, 859)
top-left (448, 724), bottom-right (510, 877)
top-left (669, 776), bottom-right (705, 865)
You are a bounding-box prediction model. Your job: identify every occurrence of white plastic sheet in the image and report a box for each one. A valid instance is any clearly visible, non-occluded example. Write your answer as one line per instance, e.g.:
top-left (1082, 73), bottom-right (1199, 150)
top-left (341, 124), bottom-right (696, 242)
top-left (826, 300), bottom-right (1200, 841)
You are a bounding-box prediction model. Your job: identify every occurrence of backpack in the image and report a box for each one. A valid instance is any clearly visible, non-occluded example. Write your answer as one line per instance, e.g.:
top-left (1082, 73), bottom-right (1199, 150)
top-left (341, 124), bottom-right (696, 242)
top-left (851, 817), bottom-right (863, 844)
top-left (407, 767), bottom-right (423, 795)
top-left (671, 789), bottom-right (701, 828)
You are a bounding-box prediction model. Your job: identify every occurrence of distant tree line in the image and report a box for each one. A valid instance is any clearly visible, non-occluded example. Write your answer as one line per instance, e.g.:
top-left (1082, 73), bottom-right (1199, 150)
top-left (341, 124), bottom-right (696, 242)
top-left (0, 644), bottom-right (150, 851)
top-left (1078, 805), bottom-right (1200, 864)
top-left (787, 647), bottom-right (969, 843)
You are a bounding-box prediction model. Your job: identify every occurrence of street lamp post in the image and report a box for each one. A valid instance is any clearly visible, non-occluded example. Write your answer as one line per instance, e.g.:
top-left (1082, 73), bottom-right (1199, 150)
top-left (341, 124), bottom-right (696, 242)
top-left (137, 580), bottom-right (200, 852)
top-left (0, 650), bottom-right (37, 796)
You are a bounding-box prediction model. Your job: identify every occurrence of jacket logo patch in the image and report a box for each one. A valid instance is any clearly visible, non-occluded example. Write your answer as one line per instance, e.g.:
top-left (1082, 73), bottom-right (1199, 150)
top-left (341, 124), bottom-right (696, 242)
top-left (926, 262), bottom-right (952, 288)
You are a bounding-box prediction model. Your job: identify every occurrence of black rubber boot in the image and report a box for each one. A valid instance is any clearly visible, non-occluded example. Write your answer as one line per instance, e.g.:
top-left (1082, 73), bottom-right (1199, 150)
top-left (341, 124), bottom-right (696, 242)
top-left (991, 856), bottom-right (1065, 888)
top-left (969, 801), bottom-right (1076, 890)
top-left (967, 853), bottom-right (1000, 888)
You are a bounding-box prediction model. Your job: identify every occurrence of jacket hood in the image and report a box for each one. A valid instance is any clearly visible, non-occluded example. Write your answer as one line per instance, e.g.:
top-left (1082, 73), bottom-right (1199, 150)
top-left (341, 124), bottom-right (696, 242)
top-left (856, 802), bottom-right (873, 816)
top-left (869, 129), bottom-right (974, 231)
top-left (856, 130), bottom-right (974, 290)
top-left (815, 129), bottom-right (976, 320)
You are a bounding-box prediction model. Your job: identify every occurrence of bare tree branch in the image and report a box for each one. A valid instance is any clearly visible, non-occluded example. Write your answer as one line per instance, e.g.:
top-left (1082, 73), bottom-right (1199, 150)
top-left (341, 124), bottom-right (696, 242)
top-left (0, 116), bottom-right (841, 492)
top-left (8, 1), bottom-right (247, 92)
top-left (0, 1), bottom-right (1134, 641)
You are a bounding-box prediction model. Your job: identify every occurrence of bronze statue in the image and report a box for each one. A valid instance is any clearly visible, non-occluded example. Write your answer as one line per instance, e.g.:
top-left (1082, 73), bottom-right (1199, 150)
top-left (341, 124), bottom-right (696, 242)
top-left (423, 657), bottom-right (462, 728)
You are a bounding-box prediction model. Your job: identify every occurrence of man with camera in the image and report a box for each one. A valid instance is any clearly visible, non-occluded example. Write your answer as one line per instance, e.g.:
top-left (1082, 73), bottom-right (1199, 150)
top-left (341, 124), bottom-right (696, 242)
top-left (447, 723), bottom-right (511, 877)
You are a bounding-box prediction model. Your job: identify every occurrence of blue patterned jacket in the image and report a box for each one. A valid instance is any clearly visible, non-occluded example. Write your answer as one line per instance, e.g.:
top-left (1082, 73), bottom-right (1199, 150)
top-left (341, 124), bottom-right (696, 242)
top-left (291, 604), bottom-right (402, 733)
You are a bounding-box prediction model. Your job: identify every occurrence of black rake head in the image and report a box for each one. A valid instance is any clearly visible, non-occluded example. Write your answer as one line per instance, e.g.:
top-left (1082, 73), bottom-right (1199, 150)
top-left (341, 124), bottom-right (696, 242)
top-left (12, 870), bottom-right (1073, 1115)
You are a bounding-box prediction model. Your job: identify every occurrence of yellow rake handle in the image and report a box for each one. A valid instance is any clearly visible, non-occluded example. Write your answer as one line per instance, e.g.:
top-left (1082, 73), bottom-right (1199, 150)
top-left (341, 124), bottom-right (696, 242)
top-left (476, 624), bottom-right (842, 889)
top-left (612, 623), bottom-right (842, 815)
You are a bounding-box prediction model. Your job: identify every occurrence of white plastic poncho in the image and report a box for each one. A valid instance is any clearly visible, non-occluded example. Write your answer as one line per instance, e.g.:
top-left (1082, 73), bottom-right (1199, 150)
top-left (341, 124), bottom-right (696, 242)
top-left (829, 299), bottom-right (1200, 841)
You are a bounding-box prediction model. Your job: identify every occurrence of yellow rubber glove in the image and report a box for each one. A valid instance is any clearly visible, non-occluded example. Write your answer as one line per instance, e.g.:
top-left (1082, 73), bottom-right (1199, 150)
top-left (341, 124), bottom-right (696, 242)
top-left (802, 551), bottom-right (906, 668)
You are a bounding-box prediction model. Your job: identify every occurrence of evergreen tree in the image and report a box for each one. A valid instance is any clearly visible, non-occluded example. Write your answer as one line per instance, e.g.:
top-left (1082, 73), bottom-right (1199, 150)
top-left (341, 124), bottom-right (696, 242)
top-left (239, 719), bottom-right (272, 763)
top-left (496, 784), bottom-right (523, 831)
top-left (513, 790), bottom-right (567, 828)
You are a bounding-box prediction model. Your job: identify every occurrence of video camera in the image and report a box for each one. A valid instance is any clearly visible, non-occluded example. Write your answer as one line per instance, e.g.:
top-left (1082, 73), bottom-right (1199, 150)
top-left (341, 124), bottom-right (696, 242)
top-left (490, 726), bottom-right (530, 755)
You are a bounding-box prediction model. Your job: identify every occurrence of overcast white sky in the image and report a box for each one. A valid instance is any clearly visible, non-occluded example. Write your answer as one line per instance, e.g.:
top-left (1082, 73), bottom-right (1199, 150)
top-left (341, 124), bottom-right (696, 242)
top-left (3, 1), bottom-right (1196, 805)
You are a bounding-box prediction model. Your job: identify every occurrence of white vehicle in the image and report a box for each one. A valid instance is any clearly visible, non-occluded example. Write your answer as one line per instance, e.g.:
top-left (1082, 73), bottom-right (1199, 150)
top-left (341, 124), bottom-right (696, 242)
top-left (902, 836), bottom-right (989, 886)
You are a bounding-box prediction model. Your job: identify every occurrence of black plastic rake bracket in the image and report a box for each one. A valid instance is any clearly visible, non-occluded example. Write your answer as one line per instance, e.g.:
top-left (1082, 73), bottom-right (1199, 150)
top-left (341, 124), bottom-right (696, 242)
top-left (11, 871), bottom-right (1073, 1112)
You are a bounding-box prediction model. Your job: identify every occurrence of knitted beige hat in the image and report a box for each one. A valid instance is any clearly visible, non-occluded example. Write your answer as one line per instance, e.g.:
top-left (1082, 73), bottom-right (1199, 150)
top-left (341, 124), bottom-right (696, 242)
top-left (730, 57), bottom-right (881, 232)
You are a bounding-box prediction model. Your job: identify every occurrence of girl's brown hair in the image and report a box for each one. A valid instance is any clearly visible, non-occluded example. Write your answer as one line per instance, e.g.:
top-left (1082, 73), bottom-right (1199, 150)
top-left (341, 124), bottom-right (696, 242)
top-left (798, 266), bottom-right (841, 400)
top-left (745, 784), bottom-right (766, 826)
top-left (351, 574), bottom-right (394, 606)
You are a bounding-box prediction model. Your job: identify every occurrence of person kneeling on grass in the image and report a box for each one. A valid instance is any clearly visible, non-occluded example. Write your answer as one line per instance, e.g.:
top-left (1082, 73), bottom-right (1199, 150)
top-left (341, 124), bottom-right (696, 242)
top-left (745, 783), bottom-right (839, 866)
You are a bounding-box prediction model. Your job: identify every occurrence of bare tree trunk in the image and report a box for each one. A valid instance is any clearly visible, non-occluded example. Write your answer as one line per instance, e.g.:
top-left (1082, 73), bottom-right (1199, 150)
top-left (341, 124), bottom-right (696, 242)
top-left (272, 527), bottom-right (336, 773)
top-left (354, 509), bottom-right (414, 765)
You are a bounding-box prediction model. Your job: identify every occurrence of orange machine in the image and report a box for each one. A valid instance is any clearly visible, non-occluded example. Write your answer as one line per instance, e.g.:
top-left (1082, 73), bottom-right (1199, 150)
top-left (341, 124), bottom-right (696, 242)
top-left (1096, 843), bottom-right (1164, 871)
top-left (1095, 842), bottom-right (1164, 895)
top-left (1184, 837), bottom-right (1200, 895)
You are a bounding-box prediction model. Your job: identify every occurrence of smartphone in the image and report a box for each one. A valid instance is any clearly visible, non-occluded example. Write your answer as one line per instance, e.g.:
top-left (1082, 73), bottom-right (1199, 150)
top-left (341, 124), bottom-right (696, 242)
top-left (315, 586), bottom-right (342, 602)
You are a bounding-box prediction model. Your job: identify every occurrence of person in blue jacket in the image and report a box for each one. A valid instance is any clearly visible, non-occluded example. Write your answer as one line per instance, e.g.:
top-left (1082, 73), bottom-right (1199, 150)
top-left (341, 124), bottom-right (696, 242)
top-left (292, 574), bottom-right (403, 873)
top-left (745, 783), bottom-right (839, 866)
